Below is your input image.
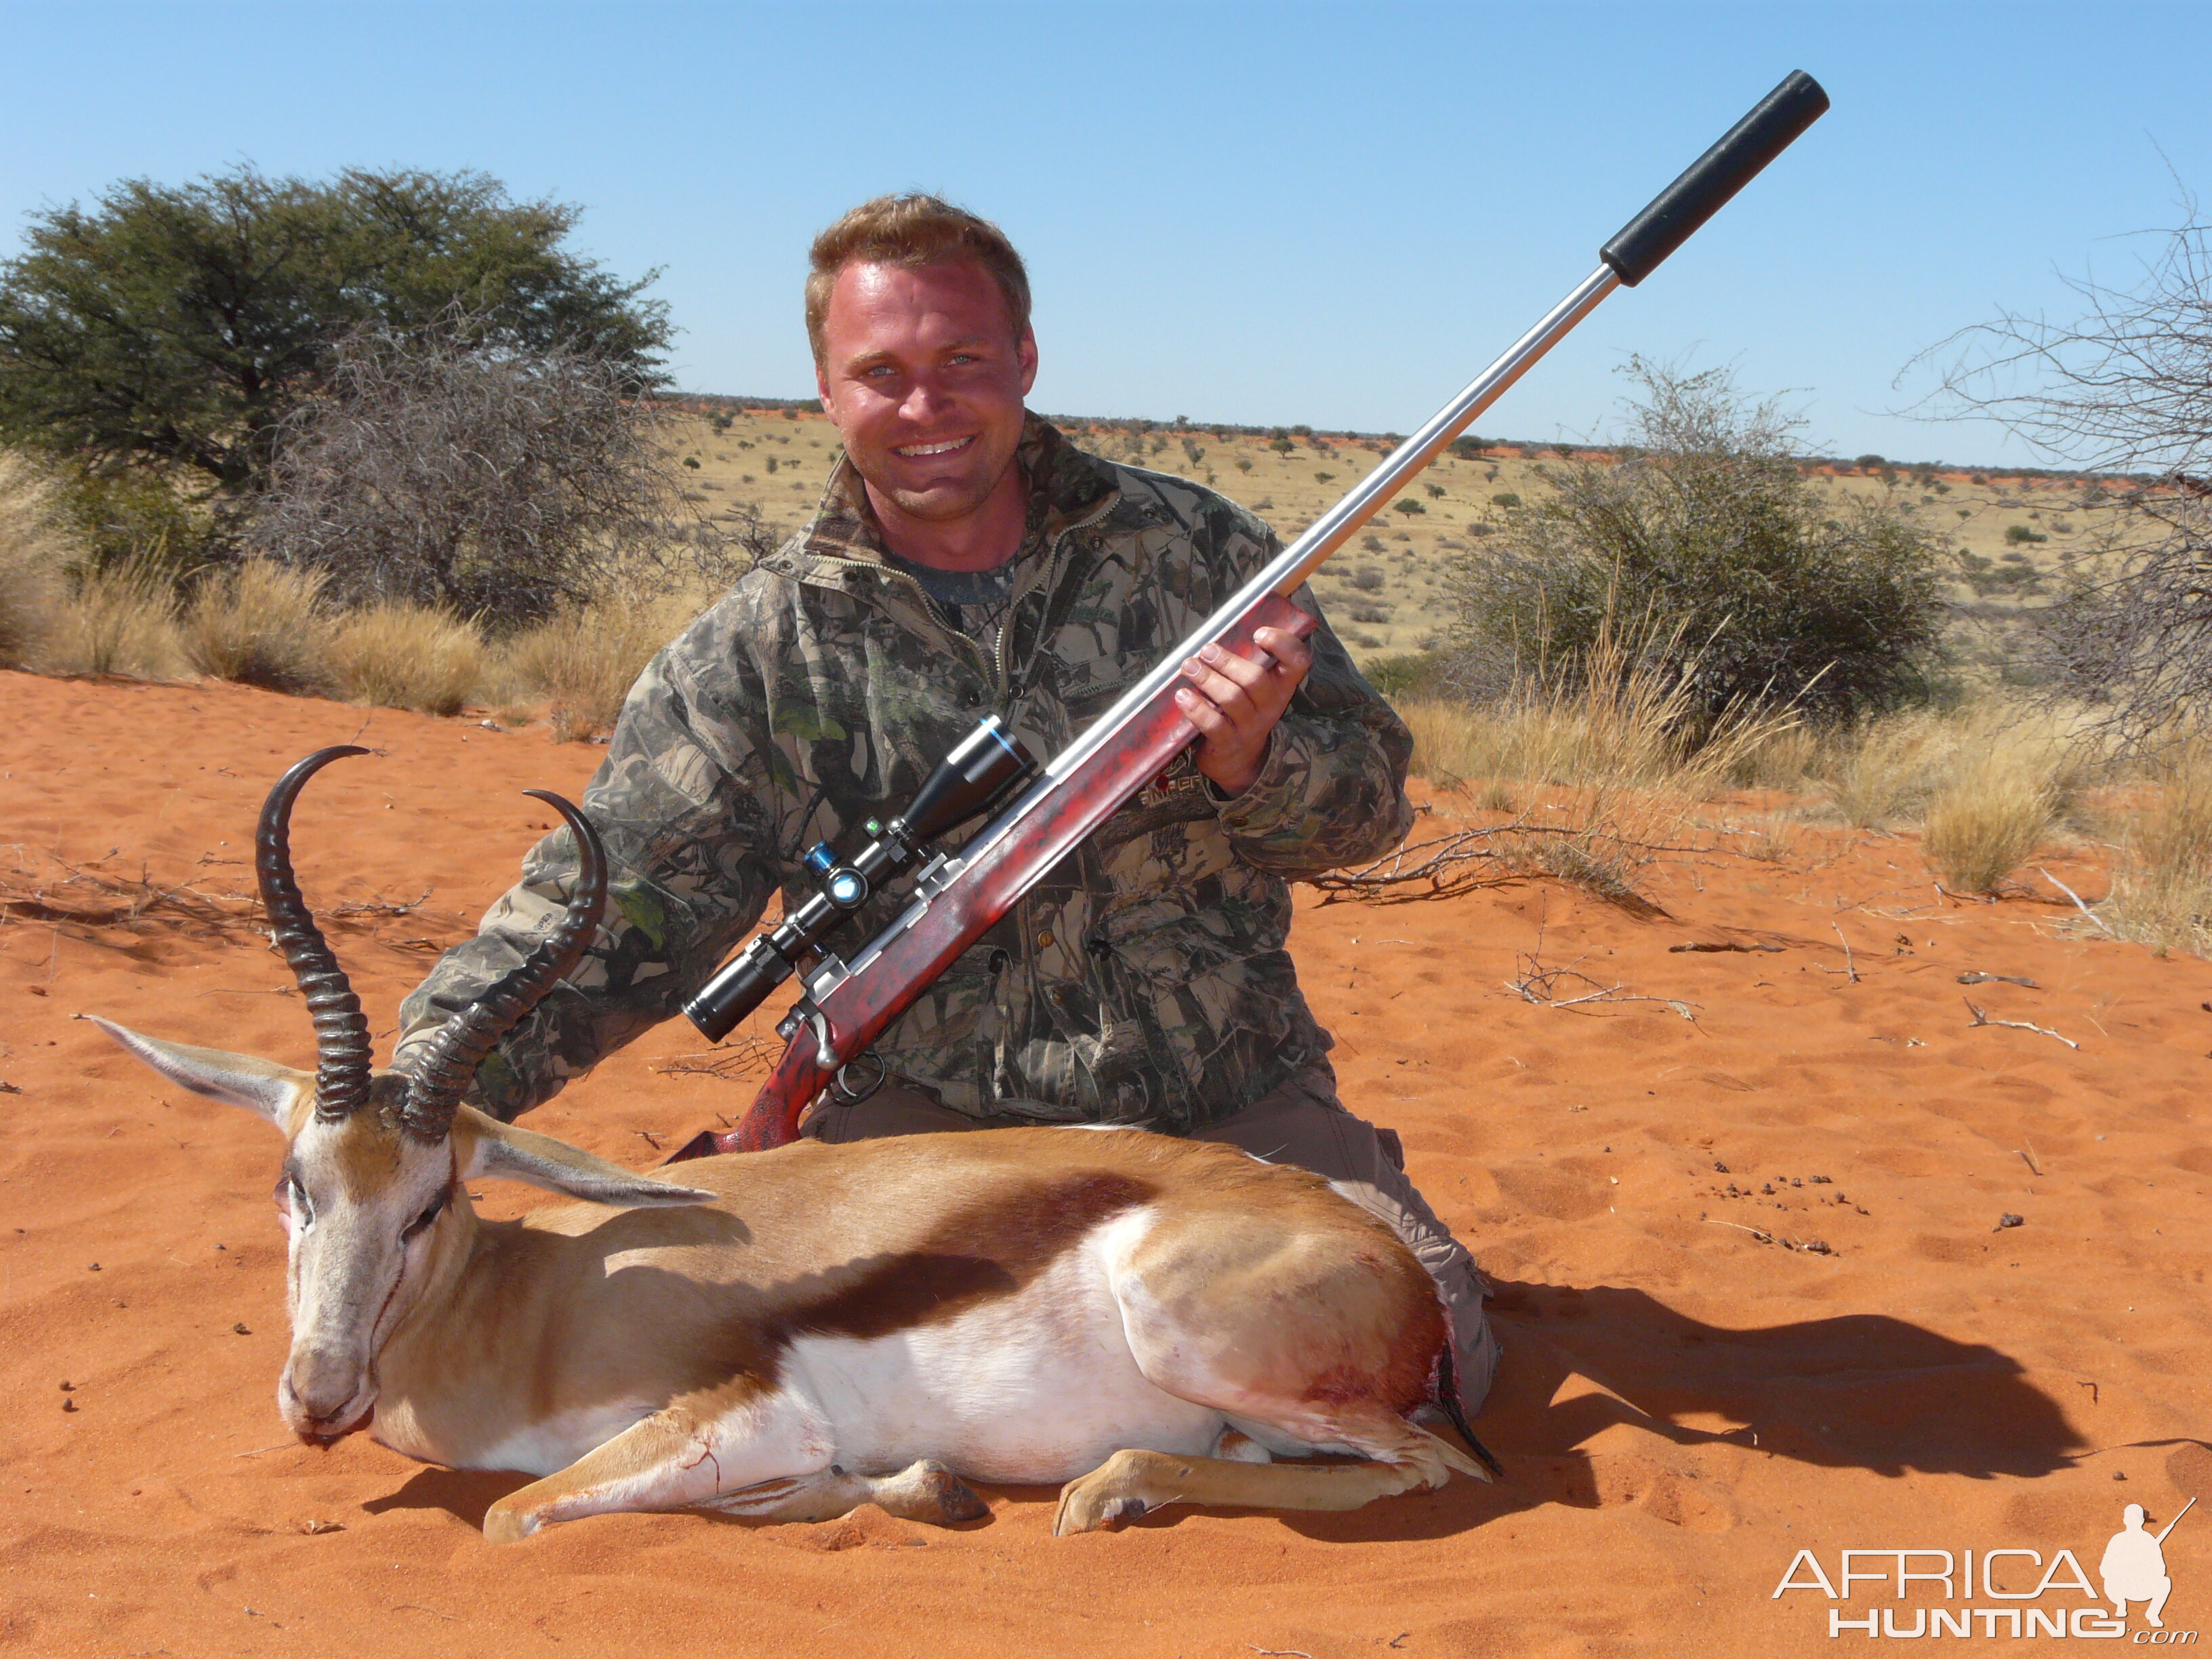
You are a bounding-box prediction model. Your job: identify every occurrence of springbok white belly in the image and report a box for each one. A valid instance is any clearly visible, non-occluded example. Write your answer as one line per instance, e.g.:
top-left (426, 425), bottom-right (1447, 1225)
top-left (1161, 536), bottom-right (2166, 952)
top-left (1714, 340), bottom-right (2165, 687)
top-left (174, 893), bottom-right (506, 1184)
top-left (785, 1206), bottom-right (1225, 1483)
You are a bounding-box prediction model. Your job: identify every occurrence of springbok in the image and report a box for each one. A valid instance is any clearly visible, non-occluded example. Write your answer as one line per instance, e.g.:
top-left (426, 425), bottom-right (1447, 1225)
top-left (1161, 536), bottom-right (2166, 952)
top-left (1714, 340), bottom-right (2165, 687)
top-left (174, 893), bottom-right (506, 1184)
top-left (92, 747), bottom-right (1496, 1542)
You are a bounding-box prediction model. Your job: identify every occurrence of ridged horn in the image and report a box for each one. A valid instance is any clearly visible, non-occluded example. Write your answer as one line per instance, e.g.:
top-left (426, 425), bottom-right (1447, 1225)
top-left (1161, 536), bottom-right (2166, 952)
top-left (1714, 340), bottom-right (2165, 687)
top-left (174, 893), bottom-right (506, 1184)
top-left (399, 790), bottom-right (609, 1143)
top-left (258, 746), bottom-right (375, 1124)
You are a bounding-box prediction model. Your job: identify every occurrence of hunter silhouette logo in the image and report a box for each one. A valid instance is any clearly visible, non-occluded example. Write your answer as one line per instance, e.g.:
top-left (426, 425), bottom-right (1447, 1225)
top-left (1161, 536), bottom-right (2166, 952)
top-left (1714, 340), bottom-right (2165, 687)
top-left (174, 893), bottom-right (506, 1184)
top-left (2104, 1499), bottom-right (2191, 1631)
top-left (1772, 1496), bottom-right (2196, 1640)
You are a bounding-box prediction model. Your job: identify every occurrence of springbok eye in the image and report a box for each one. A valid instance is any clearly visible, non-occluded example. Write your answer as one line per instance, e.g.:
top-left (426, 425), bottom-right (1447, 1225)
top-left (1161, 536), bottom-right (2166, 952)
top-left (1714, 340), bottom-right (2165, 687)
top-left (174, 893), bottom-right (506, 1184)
top-left (401, 1189), bottom-right (449, 1242)
top-left (275, 1174), bottom-right (311, 1225)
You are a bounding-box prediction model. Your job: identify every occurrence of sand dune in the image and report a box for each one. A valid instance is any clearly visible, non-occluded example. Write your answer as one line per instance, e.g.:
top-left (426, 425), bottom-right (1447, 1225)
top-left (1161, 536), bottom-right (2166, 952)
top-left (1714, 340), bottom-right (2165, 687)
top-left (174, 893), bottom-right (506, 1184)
top-left (3, 669), bottom-right (2207, 1656)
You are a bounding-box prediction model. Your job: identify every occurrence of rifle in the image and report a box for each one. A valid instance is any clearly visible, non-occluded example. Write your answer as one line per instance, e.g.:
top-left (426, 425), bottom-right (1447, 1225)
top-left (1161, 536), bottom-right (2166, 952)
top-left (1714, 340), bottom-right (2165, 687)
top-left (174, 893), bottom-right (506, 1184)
top-left (669, 70), bottom-right (1830, 1162)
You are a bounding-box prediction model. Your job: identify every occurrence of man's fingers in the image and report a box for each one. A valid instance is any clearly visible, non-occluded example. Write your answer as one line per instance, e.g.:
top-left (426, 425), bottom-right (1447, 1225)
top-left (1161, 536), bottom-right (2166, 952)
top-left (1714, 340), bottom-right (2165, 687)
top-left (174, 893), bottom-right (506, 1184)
top-left (1180, 658), bottom-right (1262, 724)
top-left (1193, 642), bottom-right (1273, 693)
top-left (1174, 684), bottom-right (1233, 736)
top-left (1251, 626), bottom-right (1313, 675)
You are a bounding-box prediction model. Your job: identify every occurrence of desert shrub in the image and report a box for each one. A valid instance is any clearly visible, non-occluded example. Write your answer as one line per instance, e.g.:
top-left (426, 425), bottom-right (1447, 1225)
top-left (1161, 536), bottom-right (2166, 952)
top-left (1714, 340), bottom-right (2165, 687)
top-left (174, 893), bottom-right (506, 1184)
top-left (1446, 359), bottom-right (1946, 721)
top-left (40, 560), bottom-right (184, 678)
top-left (2005, 524), bottom-right (2047, 544)
top-left (1920, 729), bottom-right (2067, 893)
top-left (1393, 497), bottom-right (1425, 515)
top-left (2100, 743), bottom-right (2212, 955)
top-left (180, 560), bottom-right (334, 694)
top-left (1351, 567), bottom-right (1385, 592)
top-left (328, 603), bottom-right (483, 715)
top-left (1362, 650), bottom-right (1449, 702)
top-left (246, 320), bottom-right (754, 631)
top-left (1490, 492), bottom-right (1521, 508)
top-left (1425, 483), bottom-right (1446, 499)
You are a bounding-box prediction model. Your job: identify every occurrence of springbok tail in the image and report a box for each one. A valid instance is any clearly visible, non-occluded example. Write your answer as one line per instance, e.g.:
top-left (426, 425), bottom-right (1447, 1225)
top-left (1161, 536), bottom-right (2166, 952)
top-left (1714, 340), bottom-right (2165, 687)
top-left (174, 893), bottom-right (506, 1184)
top-left (1436, 1340), bottom-right (1504, 1480)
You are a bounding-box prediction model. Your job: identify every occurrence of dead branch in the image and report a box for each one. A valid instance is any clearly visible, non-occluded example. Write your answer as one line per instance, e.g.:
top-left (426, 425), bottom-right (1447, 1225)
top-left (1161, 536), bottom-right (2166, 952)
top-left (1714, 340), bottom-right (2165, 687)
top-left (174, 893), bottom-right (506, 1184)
top-left (1504, 949), bottom-right (1700, 1022)
top-left (1306, 823), bottom-right (1555, 904)
top-left (1963, 997), bottom-right (2079, 1050)
top-left (0, 853), bottom-right (464, 951)
top-left (651, 1033), bottom-right (777, 1081)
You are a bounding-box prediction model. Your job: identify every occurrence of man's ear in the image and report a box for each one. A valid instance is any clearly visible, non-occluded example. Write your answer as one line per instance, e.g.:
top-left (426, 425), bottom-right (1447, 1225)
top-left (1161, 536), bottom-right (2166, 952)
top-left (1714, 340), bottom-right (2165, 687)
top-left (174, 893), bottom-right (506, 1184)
top-left (452, 1106), bottom-right (714, 1208)
top-left (1017, 326), bottom-right (1038, 396)
top-left (83, 1016), bottom-right (306, 1126)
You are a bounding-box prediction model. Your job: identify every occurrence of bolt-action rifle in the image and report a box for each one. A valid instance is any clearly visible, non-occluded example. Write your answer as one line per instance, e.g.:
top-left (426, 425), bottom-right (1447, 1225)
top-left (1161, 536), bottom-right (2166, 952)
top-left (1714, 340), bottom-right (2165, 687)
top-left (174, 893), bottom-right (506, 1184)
top-left (668, 70), bottom-right (1830, 1161)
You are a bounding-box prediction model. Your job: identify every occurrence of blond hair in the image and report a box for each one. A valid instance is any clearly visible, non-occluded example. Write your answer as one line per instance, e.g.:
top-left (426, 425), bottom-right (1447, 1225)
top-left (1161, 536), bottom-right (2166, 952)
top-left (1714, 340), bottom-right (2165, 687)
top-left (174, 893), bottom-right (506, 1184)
top-left (805, 194), bottom-right (1031, 367)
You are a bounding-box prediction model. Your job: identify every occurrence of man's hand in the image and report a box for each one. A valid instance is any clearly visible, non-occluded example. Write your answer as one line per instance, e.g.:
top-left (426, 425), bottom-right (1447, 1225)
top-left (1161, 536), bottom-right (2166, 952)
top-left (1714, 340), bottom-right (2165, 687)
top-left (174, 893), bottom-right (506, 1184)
top-left (1174, 625), bottom-right (1313, 796)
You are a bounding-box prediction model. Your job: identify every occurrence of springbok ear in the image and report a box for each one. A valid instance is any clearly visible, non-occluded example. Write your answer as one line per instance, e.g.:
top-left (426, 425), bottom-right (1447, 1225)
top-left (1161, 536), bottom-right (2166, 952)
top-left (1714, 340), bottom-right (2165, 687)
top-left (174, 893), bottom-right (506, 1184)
top-left (83, 1016), bottom-right (307, 1126)
top-left (451, 1107), bottom-right (714, 1208)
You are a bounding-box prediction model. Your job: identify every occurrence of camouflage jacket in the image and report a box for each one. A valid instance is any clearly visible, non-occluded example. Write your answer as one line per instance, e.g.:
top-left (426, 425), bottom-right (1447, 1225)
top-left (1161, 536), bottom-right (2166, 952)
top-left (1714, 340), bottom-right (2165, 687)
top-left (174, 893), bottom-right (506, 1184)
top-left (396, 415), bottom-right (1414, 1132)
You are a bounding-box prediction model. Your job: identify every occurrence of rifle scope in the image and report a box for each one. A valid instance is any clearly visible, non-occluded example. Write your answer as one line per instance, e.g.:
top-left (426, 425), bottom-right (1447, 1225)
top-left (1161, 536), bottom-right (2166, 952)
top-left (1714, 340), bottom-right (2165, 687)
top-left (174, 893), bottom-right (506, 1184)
top-left (681, 715), bottom-right (1036, 1042)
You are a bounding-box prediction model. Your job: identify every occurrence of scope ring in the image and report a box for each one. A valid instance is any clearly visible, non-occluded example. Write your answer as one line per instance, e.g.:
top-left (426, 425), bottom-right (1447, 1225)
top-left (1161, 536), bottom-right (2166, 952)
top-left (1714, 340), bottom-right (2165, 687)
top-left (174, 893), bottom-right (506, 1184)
top-left (831, 1051), bottom-right (887, 1103)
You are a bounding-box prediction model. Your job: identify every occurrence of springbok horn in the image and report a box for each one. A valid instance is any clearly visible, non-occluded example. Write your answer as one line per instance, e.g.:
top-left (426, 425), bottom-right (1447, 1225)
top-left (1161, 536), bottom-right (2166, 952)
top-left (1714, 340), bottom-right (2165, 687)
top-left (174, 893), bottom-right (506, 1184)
top-left (258, 745), bottom-right (375, 1124)
top-left (399, 790), bottom-right (609, 1143)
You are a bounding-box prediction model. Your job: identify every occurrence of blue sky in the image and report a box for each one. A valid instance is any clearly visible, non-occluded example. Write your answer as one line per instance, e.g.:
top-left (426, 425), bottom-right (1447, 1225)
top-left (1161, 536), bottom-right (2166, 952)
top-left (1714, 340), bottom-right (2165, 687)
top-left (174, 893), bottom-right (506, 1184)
top-left (3, 2), bottom-right (2206, 466)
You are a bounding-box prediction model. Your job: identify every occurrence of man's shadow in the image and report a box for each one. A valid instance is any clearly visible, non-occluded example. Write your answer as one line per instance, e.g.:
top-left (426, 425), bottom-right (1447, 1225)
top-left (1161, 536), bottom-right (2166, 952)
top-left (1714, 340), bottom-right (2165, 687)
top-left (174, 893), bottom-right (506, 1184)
top-left (363, 1275), bottom-right (2086, 1543)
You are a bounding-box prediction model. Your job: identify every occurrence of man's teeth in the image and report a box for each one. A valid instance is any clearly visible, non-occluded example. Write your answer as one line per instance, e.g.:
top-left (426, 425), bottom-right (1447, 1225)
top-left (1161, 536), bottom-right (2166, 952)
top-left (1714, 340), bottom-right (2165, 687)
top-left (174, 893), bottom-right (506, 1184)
top-left (896, 437), bottom-right (972, 457)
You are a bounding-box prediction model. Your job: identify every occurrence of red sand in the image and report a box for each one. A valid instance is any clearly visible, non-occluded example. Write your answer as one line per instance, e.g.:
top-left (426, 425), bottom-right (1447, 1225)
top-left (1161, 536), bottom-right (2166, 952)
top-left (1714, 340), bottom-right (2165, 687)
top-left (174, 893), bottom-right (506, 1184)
top-left (3, 669), bottom-right (2208, 1656)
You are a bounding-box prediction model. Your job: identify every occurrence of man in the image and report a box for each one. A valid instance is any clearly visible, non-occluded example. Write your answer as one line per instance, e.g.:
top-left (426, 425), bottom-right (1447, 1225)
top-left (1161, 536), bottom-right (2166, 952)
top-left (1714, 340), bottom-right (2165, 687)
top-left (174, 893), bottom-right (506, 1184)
top-left (397, 194), bottom-right (1499, 1416)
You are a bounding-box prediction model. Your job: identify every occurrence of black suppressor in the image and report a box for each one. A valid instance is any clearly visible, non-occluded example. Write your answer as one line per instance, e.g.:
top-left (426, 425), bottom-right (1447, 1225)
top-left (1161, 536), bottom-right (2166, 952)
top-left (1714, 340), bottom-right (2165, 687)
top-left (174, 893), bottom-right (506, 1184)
top-left (680, 715), bottom-right (1037, 1042)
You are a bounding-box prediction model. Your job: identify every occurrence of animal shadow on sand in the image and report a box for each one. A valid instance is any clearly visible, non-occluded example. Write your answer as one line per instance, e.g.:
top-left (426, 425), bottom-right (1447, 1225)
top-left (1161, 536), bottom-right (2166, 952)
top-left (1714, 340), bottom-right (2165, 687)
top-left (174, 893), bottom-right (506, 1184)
top-left (365, 1275), bottom-right (2084, 1543)
top-left (1233, 1277), bottom-right (2087, 1544)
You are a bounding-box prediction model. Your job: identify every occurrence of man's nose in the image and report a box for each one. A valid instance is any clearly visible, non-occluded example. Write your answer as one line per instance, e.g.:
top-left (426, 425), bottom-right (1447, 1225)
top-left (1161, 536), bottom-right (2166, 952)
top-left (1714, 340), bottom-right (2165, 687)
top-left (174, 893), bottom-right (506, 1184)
top-left (898, 376), bottom-right (955, 424)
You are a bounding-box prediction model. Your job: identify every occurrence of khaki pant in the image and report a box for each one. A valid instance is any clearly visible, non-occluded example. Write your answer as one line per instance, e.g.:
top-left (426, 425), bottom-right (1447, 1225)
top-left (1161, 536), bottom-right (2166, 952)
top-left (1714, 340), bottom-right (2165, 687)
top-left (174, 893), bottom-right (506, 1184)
top-left (804, 1061), bottom-right (1499, 1417)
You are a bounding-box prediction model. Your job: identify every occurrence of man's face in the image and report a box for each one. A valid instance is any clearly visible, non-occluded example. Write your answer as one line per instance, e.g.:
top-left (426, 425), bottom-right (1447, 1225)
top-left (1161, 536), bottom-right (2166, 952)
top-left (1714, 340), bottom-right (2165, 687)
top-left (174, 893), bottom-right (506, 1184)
top-left (815, 258), bottom-right (1038, 525)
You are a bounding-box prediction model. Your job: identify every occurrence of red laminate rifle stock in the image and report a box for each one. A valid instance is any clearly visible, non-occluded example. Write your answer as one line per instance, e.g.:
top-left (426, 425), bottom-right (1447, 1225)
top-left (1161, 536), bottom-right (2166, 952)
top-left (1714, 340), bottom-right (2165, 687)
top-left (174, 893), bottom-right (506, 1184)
top-left (684, 593), bottom-right (1315, 1158)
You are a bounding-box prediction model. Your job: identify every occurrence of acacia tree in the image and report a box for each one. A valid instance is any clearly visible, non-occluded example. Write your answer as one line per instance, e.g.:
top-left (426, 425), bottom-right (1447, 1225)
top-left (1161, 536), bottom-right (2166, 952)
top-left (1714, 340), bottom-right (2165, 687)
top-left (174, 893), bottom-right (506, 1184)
top-left (1914, 205), bottom-right (2212, 743)
top-left (1446, 359), bottom-right (1948, 723)
top-left (0, 165), bottom-right (670, 567)
top-left (246, 320), bottom-right (763, 630)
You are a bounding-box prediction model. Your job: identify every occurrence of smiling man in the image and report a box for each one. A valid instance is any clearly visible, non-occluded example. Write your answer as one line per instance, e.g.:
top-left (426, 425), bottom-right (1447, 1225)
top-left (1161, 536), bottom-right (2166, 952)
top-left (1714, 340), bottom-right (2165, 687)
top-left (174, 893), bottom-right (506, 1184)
top-left (398, 194), bottom-right (1499, 1419)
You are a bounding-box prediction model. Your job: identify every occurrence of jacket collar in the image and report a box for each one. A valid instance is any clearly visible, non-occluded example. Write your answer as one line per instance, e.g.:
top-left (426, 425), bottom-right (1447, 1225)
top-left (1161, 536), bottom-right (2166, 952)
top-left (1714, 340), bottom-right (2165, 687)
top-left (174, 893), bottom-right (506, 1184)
top-left (764, 413), bottom-right (1120, 589)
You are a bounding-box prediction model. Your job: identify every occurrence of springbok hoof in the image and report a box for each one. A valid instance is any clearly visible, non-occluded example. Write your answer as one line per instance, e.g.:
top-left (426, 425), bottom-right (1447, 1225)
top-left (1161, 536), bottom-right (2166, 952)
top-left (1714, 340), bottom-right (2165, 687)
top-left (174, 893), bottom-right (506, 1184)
top-left (481, 1502), bottom-right (538, 1545)
top-left (912, 1460), bottom-right (989, 1524)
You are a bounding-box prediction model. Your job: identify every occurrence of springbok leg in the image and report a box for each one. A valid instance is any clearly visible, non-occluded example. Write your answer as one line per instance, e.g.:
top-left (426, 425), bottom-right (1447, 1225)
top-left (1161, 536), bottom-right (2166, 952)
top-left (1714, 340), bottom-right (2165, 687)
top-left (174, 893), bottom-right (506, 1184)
top-left (483, 1384), bottom-right (830, 1543)
top-left (1052, 1418), bottom-right (1477, 1536)
top-left (704, 1459), bottom-right (988, 1525)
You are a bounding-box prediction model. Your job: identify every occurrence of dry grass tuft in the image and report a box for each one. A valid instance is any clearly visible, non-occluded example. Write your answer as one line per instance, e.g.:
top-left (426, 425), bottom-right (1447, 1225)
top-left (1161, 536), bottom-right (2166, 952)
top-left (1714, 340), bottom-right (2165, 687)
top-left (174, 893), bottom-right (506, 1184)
top-left (2100, 744), bottom-right (2212, 955)
top-left (1919, 720), bottom-right (2074, 893)
top-left (180, 560), bottom-right (335, 695)
top-left (0, 466), bottom-right (60, 670)
top-left (1399, 617), bottom-right (1795, 907)
top-left (39, 560), bottom-right (186, 680)
top-left (1818, 711), bottom-right (1959, 830)
top-left (495, 587), bottom-right (701, 741)
top-left (329, 603), bottom-right (483, 716)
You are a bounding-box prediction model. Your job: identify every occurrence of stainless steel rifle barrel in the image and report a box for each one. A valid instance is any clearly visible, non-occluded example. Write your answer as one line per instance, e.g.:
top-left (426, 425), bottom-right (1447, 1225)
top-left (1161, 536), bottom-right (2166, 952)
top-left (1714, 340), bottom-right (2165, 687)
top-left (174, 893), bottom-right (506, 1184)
top-left (1044, 68), bottom-right (1830, 787)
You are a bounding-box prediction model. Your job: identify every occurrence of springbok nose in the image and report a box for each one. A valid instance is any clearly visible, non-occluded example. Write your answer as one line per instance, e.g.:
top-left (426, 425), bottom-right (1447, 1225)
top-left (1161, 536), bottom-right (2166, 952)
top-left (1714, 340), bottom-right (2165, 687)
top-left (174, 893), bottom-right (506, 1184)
top-left (285, 1347), bottom-right (361, 1425)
